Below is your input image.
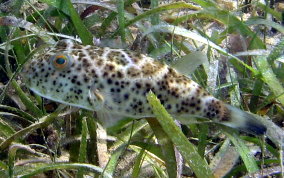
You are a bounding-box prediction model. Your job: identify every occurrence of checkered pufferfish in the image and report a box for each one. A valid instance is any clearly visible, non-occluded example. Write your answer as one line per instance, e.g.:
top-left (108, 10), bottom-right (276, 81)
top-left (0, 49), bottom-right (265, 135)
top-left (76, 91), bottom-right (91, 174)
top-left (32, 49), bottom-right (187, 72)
top-left (22, 39), bottom-right (266, 135)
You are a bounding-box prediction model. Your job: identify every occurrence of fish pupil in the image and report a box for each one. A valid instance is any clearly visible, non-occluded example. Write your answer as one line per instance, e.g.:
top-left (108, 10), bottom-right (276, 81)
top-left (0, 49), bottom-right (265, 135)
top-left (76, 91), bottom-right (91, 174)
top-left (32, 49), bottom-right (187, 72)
top-left (56, 58), bottom-right (66, 64)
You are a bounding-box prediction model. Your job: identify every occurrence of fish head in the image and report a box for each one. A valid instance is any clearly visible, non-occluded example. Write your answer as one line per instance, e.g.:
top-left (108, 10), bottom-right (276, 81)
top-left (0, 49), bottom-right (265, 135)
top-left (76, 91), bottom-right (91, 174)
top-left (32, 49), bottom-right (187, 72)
top-left (22, 40), bottom-right (97, 110)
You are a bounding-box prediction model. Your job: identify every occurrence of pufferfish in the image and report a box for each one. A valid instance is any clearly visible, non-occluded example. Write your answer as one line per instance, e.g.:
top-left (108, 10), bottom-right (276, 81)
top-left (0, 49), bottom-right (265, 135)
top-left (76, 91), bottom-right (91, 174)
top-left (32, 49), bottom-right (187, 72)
top-left (22, 39), bottom-right (266, 135)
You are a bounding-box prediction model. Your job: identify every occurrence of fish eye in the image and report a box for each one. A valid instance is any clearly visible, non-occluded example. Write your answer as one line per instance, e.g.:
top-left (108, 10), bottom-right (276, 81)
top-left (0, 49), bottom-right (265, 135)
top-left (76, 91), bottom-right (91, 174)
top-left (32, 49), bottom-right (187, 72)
top-left (52, 54), bottom-right (70, 69)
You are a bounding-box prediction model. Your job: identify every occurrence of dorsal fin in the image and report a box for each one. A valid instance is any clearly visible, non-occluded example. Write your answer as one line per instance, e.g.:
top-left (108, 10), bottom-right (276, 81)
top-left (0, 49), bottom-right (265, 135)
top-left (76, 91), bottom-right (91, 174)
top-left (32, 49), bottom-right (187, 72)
top-left (171, 51), bottom-right (208, 76)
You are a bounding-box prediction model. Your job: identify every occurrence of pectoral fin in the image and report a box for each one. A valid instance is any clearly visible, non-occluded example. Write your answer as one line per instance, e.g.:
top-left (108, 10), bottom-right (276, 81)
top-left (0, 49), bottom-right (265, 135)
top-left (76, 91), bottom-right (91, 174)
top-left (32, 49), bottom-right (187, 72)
top-left (88, 88), bottom-right (105, 110)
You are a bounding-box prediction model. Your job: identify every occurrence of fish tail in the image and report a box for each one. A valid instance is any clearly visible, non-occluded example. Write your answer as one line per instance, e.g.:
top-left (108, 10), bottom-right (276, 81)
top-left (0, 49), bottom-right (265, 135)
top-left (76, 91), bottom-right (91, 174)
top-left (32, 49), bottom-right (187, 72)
top-left (219, 104), bottom-right (267, 135)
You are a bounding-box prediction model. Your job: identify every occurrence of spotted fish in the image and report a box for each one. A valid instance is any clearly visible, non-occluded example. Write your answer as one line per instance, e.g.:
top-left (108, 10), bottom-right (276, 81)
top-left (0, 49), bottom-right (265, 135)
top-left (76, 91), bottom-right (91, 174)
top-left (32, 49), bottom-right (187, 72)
top-left (22, 39), bottom-right (266, 135)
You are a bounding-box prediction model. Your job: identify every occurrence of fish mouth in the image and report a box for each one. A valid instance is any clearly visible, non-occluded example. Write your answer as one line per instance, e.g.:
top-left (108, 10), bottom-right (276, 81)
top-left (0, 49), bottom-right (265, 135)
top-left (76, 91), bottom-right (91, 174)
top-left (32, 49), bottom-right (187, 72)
top-left (21, 59), bottom-right (35, 83)
top-left (21, 72), bottom-right (31, 88)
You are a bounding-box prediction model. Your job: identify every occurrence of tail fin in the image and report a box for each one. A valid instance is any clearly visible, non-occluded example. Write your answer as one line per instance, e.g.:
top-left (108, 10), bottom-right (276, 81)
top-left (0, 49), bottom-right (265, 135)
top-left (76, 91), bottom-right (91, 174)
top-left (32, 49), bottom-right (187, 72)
top-left (220, 105), bottom-right (267, 135)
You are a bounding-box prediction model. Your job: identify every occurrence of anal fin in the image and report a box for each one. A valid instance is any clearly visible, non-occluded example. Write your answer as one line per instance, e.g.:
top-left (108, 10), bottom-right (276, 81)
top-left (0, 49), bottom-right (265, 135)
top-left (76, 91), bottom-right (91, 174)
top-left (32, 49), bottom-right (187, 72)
top-left (95, 110), bottom-right (134, 129)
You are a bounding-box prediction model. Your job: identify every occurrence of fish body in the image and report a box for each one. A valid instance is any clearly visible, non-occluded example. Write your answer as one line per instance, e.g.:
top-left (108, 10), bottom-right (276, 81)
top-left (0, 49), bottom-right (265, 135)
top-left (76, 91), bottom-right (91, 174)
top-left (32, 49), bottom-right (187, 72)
top-left (23, 40), bottom-right (266, 135)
